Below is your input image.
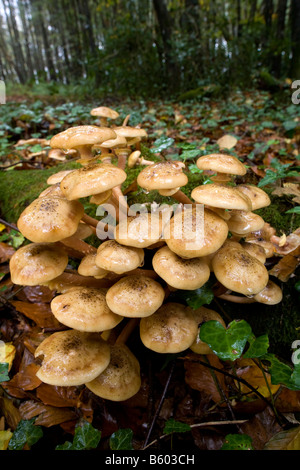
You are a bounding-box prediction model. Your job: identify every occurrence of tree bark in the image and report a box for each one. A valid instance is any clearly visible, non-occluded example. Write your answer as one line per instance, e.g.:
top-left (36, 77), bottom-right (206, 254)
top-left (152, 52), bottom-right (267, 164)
top-left (290, 0), bottom-right (300, 78)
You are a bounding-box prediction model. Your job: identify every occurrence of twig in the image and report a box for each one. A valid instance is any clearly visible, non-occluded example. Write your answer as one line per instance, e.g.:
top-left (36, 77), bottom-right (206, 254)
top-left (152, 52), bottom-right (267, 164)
top-left (142, 419), bottom-right (248, 450)
top-left (0, 218), bottom-right (20, 232)
top-left (142, 360), bottom-right (176, 449)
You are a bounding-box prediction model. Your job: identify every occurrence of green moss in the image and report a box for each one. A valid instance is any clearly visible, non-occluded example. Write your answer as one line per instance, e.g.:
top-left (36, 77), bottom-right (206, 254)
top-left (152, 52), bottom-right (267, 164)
top-left (256, 193), bottom-right (300, 234)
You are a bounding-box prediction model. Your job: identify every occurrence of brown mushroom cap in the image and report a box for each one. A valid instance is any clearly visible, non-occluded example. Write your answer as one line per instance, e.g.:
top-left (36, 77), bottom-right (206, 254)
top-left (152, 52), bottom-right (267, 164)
top-left (140, 302), bottom-right (198, 353)
top-left (253, 280), bottom-right (283, 305)
top-left (47, 170), bottom-right (75, 185)
top-left (114, 126), bottom-right (148, 139)
top-left (106, 274), bottom-right (165, 318)
top-left (152, 245), bottom-right (210, 290)
top-left (17, 196), bottom-right (84, 243)
top-left (78, 254), bottom-right (108, 279)
top-left (164, 207), bottom-right (228, 259)
top-left (196, 154), bottom-right (247, 176)
top-left (50, 125), bottom-right (117, 151)
top-left (90, 189), bottom-right (112, 205)
top-left (90, 106), bottom-right (119, 120)
top-left (98, 134), bottom-right (127, 149)
top-left (96, 240), bottom-right (144, 275)
top-left (212, 244), bottom-right (269, 295)
top-left (190, 306), bottom-right (226, 355)
top-left (137, 161), bottom-right (188, 191)
top-left (39, 183), bottom-right (65, 199)
top-left (227, 210), bottom-right (265, 236)
top-left (240, 241), bottom-right (267, 264)
top-left (9, 243), bottom-right (68, 286)
top-left (191, 184), bottom-right (252, 211)
top-left (85, 344), bottom-right (141, 401)
top-left (236, 184), bottom-right (271, 210)
top-left (115, 212), bottom-right (164, 248)
top-left (50, 286), bottom-right (123, 332)
top-left (35, 330), bottom-right (111, 386)
top-left (60, 163), bottom-right (127, 200)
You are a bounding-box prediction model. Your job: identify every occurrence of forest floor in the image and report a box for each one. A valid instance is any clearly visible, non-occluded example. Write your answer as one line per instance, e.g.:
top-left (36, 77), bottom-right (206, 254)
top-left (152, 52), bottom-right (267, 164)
top-left (0, 87), bottom-right (299, 451)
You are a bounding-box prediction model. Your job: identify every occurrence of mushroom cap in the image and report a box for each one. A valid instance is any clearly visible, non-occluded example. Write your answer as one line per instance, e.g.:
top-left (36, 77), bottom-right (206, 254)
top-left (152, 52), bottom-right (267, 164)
top-left (114, 126), bottom-right (147, 139)
top-left (152, 245), bottom-right (210, 290)
top-left (164, 207), bottom-right (228, 259)
top-left (90, 189), bottom-right (112, 205)
top-left (60, 163), bottom-right (127, 200)
top-left (253, 280), bottom-right (283, 305)
top-left (190, 306), bottom-right (226, 355)
top-left (240, 242), bottom-right (267, 265)
top-left (227, 210), bottom-right (265, 235)
top-left (106, 274), bottom-right (165, 318)
top-left (140, 303), bottom-right (198, 354)
top-left (9, 243), bottom-right (68, 286)
top-left (73, 222), bottom-right (93, 240)
top-left (35, 330), bottom-right (111, 386)
top-left (50, 286), bottom-right (123, 332)
top-left (128, 150), bottom-right (141, 168)
top-left (99, 134), bottom-right (127, 149)
top-left (50, 125), bottom-right (117, 150)
top-left (236, 184), bottom-right (271, 210)
top-left (191, 184), bottom-right (252, 211)
top-left (212, 244), bottom-right (269, 295)
top-left (196, 153), bottom-right (247, 176)
top-left (96, 240), bottom-right (144, 275)
top-left (47, 170), bottom-right (75, 185)
top-left (137, 161), bottom-right (188, 191)
top-left (17, 196), bottom-right (84, 243)
top-left (85, 344), bottom-right (141, 401)
top-left (39, 183), bottom-right (65, 199)
top-left (78, 254), bottom-right (108, 279)
top-left (90, 106), bottom-right (119, 120)
top-left (115, 212), bottom-right (164, 248)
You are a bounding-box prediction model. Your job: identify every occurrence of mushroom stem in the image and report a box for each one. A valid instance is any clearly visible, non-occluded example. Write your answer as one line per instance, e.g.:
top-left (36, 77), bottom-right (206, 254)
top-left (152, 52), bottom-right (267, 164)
top-left (111, 186), bottom-right (129, 214)
top-left (210, 172), bottom-right (232, 184)
top-left (58, 237), bottom-right (97, 257)
top-left (122, 114), bottom-right (130, 126)
top-left (42, 271), bottom-right (114, 292)
top-left (217, 293), bottom-right (255, 303)
top-left (81, 213), bottom-right (100, 228)
top-left (171, 190), bottom-right (194, 205)
top-left (114, 318), bottom-right (139, 345)
top-left (75, 145), bottom-right (94, 161)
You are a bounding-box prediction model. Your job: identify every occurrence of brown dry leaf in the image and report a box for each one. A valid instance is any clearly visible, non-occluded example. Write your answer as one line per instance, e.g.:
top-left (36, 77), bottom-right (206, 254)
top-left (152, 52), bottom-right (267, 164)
top-left (0, 242), bottom-right (15, 263)
top-left (10, 300), bottom-right (60, 329)
top-left (264, 426), bottom-right (300, 450)
top-left (269, 245), bottom-right (300, 282)
top-left (184, 353), bottom-right (227, 404)
top-left (19, 400), bottom-right (77, 427)
top-left (240, 407), bottom-right (282, 450)
top-left (0, 397), bottom-right (22, 430)
top-left (272, 183), bottom-right (300, 204)
top-left (36, 383), bottom-right (83, 408)
top-left (234, 358), bottom-right (280, 399)
top-left (275, 389), bottom-right (300, 413)
top-left (5, 363), bottom-right (42, 392)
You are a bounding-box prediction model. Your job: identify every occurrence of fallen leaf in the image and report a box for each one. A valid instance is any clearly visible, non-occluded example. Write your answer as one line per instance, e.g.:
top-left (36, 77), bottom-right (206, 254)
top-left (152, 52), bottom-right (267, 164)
top-left (0, 242), bottom-right (15, 263)
top-left (0, 430), bottom-right (13, 450)
top-left (269, 245), bottom-right (300, 281)
top-left (272, 183), bottom-right (300, 204)
top-left (234, 358), bottom-right (280, 398)
top-left (19, 400), bottom-right (77, 427)
top-left (0, 341), bottom-right (16, 371)
top-left (10, 301), bottom-right (60, 329)
top-left (264, 426), bottom-right (300, 450)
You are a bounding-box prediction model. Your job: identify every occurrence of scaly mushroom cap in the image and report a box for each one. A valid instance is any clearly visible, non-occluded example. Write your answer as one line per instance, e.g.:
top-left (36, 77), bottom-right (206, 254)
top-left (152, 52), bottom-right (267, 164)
top-left (96, 240), bottom-right (144, 275)
top-left (50, 125), bottom-right (117, 150)
top-left (90, 106), bottom-right (119, 120)
top-left (140, 303), bottom-right (198, 354)
top-left (212, 244), bottom-right (269, 295)
top-left (78, 253), bottom-right (108, 279)
top-left (191, 184), bottom-right (252, 211)
top-left (163, 207), bottom-right (228, 259)
top-left (236, 184), bottom-right (271, 210)
top-left (9, 243), bottom-right (68, 286)
top-left (196, 154), bottom-right (247, 176)
top-left (106, 274), bottom-right (165, 318)
top-left (190, 306), bottom-right (226, 355)
top-left (253, 280), bottom-right (283, 305)
top-left (152, 245), bottom-right (210, 290)
top-left (227, 210), bottom-right (265, 236)
top-left (60, 163), bottom-right (127, 200)
top-left (85, 344), bottom-right (141, 401)
top-left (115, 212), bottom-right (164, 248)
top-left (240, 242), bottom-right (267, 265)
top-left (35, 330), bottom-right (111, 386)
top-left (17, 196), bottom-right (84, 243)
top-left (137, 161), bottom-right (188, 191)
top-left (51, 287), bottom-right (123, 332)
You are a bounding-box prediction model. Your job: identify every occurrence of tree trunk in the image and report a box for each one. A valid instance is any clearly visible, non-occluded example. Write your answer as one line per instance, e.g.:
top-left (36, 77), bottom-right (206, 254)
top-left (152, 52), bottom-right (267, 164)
top-left (272, 0), bottom-right (288, 77)
top-left (290, 0), bottom-right (300, 78)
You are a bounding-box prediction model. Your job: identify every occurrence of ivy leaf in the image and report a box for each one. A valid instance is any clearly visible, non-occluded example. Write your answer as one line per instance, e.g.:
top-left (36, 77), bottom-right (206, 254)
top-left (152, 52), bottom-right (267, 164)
top-left (199, 320), bottom-right (252, 361)
top-left (56, 421), bottom-right (101, 450)
top-left (109, 429), bottom-right (134, 450)
top-left (176, 281), bottom-right (214, 309)
top-left (163, 419), bottom-right (191, 435)
top-left (8, 418), bottom-right (43, 450)
top-left (243, 334), bottom-right (269, 359)
top-left (150, 136), bottom-right (174, 153)
top-left (0, 363), bottom-right (9, 382)
top-left (262, 354), bottom-right (300, 390)
top-left (221, 434), bottom-right (254, 450)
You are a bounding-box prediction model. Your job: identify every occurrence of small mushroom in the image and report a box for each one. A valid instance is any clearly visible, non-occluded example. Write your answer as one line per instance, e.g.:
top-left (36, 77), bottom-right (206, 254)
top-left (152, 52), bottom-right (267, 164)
top-left (227, 210), bottom-right (265, 236)
top-left (34, 330), bottom-right (111, 386)
top-left (85, 343), bottom-right (141, 401)
top-left (47, 170), bottom-right (75, 185)
top-left (253, 280), bottom-right (283, 305)
top-left (127, 150), bottom-right (154, 169)
top-left (190, 307), bottom-right (226, 355)
top-left (163, 207), bottom-right (228, 259)
top-left (152, 245), bottom-right (210, 290)
top-left (212, 243), bottom-right (269, 296)
top-left (240, 241), bottom-right (267, 265)
top-left (78, 253), bottom-right (109, 279)
top-left (115, 212), bottom-right (165, 249)
top-left (106, 274), bottom-right (165, 318)
top-left (90, 106), bottom-right (120, 126)
top-left (9, 243), bottom-right (68, 286)
top-left (196, 153), bottom-right (247, 183)
top-left (236, 184), bottom-right (271, 210)
top-left (96, 240), bottom-right (144, 275)
top-left (139, 302), bottom-right (198, 353)
top-left (191, 183), bottom-right (252, 211)
top-left (50, 286), bottom-right (123, 332)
